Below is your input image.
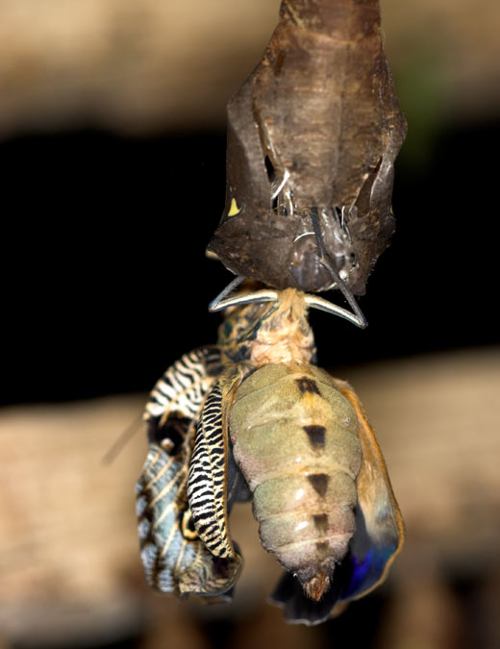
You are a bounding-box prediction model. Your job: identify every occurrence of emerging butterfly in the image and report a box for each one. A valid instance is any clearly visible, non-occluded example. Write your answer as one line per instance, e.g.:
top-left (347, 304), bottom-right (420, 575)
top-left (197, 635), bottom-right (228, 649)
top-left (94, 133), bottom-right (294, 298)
top-left (136, 288), bottom-right (403, 624)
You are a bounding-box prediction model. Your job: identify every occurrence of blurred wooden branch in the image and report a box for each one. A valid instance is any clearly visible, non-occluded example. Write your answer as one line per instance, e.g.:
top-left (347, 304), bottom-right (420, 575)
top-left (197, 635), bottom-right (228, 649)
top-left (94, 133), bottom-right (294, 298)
top-left (0, 0), bottom-right (499, 137)
top-left (1, 348), bottom-right (499, 647)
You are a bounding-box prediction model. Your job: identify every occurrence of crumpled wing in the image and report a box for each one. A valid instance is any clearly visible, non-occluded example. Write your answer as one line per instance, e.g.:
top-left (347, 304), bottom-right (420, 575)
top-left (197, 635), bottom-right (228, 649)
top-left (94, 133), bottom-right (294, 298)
top-left (332, 378), bottom-right (404, 604)
top-left (136, 347), bottom-right (241, 597)
top-left (143, 346), bottom-right (222, 421)
top-left (187, 375), bottom-right (244, 560)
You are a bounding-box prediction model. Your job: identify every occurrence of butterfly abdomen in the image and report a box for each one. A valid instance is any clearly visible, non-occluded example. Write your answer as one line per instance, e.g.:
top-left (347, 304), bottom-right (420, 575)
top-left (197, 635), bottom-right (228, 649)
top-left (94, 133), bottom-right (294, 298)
top-left (230, 363), bottom-right (362, 600)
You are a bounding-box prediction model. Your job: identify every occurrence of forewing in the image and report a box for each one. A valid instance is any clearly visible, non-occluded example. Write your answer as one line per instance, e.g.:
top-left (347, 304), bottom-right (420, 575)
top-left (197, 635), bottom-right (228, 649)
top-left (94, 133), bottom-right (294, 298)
top-left (136, 347), bottom-right (241, 597)
top-left (144, 346), bottom-right (222, 422)
top-left (187, 375), bottom-right (243, 559)
top-left (332, 379), bottom-right (404, 603)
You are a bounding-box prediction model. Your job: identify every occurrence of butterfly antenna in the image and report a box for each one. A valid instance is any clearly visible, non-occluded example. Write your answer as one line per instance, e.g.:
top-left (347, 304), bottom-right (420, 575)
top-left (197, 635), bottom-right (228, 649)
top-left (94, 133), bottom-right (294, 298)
top-left (209, 289), bottom-right (279, 312)
top-left (209, 274), bottom-right (246, 311)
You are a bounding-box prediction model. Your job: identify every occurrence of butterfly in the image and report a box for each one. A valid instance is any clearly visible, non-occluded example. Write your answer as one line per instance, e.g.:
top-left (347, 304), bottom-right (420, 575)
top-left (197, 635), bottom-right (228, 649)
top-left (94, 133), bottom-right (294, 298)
top-left (136, 288), bottom-right (403, 624)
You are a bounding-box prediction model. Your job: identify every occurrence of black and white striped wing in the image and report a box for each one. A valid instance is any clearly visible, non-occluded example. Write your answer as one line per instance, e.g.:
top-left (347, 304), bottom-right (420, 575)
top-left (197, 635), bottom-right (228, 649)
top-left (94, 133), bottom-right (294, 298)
top-left (187, 376), bottom-right (243, 559)
top-left (136, 347), bottom-right (241, 597)
top-left (144, 346), bottom-right (223, 422)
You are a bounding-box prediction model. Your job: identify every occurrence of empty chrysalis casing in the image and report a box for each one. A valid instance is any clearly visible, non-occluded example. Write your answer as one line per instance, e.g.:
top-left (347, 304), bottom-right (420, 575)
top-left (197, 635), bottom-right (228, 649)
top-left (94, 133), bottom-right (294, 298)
top-left (207, 0), bottom-right (407, 295)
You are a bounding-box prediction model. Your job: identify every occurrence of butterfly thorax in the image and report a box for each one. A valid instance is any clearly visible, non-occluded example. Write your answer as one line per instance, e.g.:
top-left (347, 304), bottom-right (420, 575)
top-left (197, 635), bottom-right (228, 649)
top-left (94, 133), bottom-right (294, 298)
top-left (250, 290), bottom-right (315, 367)
top-left (218, 288), bottom-right (315, 368)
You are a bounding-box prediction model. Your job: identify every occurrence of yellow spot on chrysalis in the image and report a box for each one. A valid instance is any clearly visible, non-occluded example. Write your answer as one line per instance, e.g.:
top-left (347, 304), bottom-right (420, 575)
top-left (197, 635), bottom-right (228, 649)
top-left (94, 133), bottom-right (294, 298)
top-left (228, 198), bottom-right (240, 217)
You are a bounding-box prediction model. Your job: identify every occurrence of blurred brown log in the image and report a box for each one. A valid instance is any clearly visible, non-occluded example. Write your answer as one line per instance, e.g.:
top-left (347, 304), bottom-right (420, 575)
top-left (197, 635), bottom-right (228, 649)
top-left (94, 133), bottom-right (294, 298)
top-left (0, 0), bottom-right (499, 137)
top-left (1, 347), bottom-right (500, 647)
top-left (0, 396), bottom-right (148, 646)
top-left (345, 348), bottom-right (500, 570)
top-left (377, 558), bottom-right (464, 649)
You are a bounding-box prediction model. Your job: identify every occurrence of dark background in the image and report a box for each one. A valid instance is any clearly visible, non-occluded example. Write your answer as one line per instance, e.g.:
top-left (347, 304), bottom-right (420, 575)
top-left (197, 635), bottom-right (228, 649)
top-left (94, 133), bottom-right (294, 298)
top-left (1, 4), bottom-right (499, 649)
top-left (2, 119), bottom-right (499, 406)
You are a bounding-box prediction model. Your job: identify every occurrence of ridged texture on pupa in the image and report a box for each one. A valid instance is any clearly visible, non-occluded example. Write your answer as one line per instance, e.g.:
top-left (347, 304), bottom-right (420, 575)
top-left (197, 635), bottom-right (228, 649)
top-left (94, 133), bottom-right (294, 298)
top-left (208, 0), bottom-right (407, 295)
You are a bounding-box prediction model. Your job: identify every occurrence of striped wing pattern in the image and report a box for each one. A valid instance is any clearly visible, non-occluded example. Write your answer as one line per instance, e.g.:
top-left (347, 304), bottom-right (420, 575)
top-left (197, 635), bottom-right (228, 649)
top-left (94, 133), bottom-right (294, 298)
top-left (136, 439), bottom-right (196, 592)
top-left (187, 382), bottom-right (234, 559)
top-left (144, 347), bottom-right (222, 421)
top-left (136, 347), bottom-right (240, 596)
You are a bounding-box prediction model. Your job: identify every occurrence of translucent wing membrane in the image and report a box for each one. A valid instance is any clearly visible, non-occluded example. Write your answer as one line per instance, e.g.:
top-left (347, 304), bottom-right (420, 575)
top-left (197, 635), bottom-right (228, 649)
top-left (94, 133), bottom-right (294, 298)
top-left (333, 379), bottom-right (404, 603)
top-left (136, 347), bottom-right (242, 597)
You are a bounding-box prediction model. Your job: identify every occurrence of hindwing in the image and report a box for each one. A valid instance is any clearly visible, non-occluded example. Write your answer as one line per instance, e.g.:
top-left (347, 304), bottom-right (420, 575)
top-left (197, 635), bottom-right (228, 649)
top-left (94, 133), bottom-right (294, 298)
top-left (332, 379), bottom-right (404, 604)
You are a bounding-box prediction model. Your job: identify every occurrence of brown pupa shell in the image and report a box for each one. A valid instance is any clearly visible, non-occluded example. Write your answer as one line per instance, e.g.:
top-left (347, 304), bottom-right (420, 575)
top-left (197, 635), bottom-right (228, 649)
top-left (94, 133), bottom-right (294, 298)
top-left (208, 0), bottom-right (407, 295)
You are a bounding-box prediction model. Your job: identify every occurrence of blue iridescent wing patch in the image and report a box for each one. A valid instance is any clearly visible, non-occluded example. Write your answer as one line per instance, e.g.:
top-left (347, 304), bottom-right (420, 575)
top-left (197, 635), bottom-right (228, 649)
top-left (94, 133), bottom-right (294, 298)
top-left (333, 379), bottom-right (404, 604)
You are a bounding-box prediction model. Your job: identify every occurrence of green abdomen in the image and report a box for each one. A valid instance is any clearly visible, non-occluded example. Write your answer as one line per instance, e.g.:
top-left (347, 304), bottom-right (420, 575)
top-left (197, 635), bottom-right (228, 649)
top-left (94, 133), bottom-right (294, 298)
top-left (230, 363), bottom-right (362, 593)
